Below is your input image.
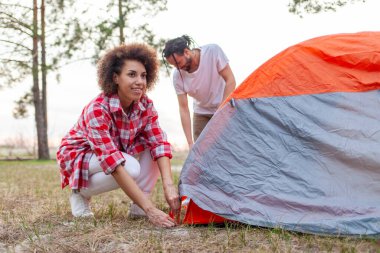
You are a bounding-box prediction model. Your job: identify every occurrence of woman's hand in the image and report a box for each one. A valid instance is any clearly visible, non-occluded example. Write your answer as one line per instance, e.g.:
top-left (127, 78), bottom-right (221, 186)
top-left (156, 156), bottom-right (181, 223)
top-left (163, 183), bottom-right (180, 211)
top-left (163, 183), bottom-right (181, 223)
top-left (146, 207), bottom-right (176, 228)
top-left (112, 165), bottom-right (176, 227)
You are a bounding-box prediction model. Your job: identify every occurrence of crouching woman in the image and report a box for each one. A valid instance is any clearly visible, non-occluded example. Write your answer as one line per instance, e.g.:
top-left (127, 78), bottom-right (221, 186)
top-left (56, 43), bottom-right (180, 228)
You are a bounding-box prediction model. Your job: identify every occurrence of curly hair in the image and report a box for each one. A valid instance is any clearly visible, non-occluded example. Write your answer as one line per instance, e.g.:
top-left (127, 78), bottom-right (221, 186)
top-left (97, 43), bottom-right (159, 95)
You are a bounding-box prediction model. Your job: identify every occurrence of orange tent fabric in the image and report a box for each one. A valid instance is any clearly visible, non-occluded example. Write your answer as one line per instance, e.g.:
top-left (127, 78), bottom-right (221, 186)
top-left (223, 31), bottom-right (380, 107)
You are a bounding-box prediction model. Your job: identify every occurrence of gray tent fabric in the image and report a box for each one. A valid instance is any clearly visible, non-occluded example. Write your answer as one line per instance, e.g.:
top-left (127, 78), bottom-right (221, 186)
top-left (179, 90), bottom-right (380, 236)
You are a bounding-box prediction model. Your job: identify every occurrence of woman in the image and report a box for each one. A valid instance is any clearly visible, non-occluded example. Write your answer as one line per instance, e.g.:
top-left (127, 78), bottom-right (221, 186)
top-left (56, 43), bottom-right (180, 228)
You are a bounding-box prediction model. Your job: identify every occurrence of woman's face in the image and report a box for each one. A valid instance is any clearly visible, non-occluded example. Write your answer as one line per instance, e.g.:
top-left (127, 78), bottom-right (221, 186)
top-left (114, 60), bottom-right (147, 110)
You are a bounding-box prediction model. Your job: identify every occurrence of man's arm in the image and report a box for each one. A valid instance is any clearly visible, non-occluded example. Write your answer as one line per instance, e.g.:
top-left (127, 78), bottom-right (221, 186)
top-left (220, 64), bottom-right (236, 102)
top-left (177, 94), bottom-right (194, 149)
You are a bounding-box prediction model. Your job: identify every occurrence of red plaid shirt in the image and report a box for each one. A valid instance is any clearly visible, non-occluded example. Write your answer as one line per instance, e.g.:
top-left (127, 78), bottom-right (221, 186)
top-left (56, 93), bottom-right (172, 190)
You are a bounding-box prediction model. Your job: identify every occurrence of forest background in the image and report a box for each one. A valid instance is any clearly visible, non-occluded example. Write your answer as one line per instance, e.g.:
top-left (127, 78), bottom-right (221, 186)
top-left (0, 0), bottom-right (379, 159)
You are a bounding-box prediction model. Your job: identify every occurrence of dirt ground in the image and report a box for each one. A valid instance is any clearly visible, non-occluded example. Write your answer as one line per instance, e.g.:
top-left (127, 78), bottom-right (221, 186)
top-left (0, 161), bottom-right (379, 253)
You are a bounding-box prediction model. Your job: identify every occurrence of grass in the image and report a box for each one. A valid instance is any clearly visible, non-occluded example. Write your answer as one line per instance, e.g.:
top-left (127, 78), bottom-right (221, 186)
top-left (0, 160), bottom-right (379, 253)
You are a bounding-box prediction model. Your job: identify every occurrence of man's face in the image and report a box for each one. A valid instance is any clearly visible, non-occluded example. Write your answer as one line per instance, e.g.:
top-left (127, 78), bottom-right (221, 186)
top-left (167, 50), bottom-right (193, 72)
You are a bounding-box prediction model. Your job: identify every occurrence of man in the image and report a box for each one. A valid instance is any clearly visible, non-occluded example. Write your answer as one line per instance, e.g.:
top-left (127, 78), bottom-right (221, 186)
top-left (163, 35), bottom-right (236, 149)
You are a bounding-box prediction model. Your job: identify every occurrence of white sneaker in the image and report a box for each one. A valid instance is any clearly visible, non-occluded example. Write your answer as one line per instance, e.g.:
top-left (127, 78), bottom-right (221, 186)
top-left (127, 203), bottom-right (146, 219)
top-left (69, 192), bottom-right (94, 218)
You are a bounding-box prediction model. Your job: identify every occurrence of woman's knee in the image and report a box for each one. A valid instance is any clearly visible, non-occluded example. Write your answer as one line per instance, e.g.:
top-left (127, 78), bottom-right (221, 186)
top-left (122, 153), bottom-right (141, 179)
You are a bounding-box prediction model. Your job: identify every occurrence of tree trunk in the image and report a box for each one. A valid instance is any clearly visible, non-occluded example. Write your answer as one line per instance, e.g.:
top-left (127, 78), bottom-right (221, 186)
top-left (40, 0), bottom-right (50, 159)
top-left (118, 0), bottom-right (124, 44)
top-left (32, 0), bottom-right (49, 160)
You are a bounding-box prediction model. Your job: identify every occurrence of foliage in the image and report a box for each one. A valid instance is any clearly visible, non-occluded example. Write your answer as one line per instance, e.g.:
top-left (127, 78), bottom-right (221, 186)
top-left (0, 0), bottom-right (169, 118)
top-left (0, 2), bottom-right (33, 89)
top-left (13, 92), bottom-right (33, 118)
top-left (0, 0), bottom-right (94, 159)
top-left (288, 0), bottom-right (366, 17)
top-left (0, 0), bottom-right (169, 159)
top-left (0, 0), bottom-right (92, 114)
top-left (91, 0), bottom-right (168, 64)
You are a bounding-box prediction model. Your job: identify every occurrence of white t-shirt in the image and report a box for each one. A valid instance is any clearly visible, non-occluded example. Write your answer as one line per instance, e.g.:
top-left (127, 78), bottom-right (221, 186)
top-left (172, 44), bottom-right (229, 114)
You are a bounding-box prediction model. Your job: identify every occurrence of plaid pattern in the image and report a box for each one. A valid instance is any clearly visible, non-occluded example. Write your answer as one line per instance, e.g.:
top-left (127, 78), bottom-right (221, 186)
top-left (56, 93), bottom-right (172, 190)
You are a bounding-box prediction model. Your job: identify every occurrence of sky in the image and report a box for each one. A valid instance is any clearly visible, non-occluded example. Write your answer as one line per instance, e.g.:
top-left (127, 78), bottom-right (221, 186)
top-left (0, 0), bottom-right (379, 151)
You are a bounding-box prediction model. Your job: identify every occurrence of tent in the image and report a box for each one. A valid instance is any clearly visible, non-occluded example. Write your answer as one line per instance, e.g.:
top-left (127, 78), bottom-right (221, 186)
top-left (178, 32), bottom-right (380, 236)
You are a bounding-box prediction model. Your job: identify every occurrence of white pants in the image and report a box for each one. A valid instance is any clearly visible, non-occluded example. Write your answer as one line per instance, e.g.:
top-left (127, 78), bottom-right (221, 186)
top-left (80, 150), bottom-right (159, 199)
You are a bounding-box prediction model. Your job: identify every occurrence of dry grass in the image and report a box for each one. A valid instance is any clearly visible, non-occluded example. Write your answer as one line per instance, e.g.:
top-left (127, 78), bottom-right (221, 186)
top-left (0, 160), bottom-right (379, 253)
